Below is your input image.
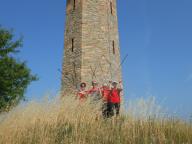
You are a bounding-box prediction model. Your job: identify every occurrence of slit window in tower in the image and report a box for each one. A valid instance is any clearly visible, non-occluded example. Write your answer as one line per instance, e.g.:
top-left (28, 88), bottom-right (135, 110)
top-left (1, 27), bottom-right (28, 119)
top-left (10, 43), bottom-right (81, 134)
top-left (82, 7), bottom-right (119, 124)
top-left (72, 38), bottom-right (74, 52)
top-left (73, 0), bottom-right (76, 10)
top-left (113, 40), bottom-right (115, 54)
top-left (110, 2), bottom-right (113, 15)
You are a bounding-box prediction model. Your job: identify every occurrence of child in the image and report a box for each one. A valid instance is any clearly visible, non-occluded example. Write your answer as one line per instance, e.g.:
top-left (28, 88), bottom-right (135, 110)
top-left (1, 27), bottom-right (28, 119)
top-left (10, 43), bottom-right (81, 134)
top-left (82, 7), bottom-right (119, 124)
top-left (101, 83), bottom-right (111, 118)
top-left (77, 82), bottom-right (88, 100)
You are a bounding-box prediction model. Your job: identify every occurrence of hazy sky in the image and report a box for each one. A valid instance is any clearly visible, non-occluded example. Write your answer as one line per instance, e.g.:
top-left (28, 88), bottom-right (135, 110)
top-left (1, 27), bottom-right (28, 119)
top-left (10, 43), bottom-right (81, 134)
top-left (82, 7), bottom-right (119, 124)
top-left (0, 0), bottom-right (192, 118)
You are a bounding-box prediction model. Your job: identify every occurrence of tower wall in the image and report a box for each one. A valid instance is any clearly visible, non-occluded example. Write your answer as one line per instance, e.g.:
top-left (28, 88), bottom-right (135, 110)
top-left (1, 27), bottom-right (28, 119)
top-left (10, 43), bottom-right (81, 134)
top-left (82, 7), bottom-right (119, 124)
top-left (62, 0), bottom-right (122, 92)
top-left (62, 0), bottom-right (82, 91)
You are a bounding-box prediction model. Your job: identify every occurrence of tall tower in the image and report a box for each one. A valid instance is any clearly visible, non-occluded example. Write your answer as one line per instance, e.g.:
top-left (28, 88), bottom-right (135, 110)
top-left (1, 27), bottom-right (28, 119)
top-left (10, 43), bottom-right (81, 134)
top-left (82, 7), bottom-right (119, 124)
top-left (62, 0), bottom-right (122, 92)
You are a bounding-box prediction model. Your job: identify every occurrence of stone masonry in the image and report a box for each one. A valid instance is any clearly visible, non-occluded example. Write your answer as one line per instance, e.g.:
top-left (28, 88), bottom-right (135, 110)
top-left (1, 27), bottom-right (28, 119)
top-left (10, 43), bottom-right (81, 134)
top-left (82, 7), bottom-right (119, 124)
top-left (62, 0), bottom-right (122, 92)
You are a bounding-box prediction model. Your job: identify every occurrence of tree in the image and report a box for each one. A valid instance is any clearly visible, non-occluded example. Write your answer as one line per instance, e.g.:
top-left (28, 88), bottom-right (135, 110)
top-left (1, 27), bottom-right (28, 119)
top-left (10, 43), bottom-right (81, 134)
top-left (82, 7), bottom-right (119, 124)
top-left (0, 26), bottom-right (37, 112)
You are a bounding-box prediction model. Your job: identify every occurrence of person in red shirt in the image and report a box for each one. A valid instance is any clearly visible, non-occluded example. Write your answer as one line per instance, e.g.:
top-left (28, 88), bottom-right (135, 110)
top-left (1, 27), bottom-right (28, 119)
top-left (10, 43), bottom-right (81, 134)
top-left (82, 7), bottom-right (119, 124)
top-left (101, 83), bottom-right (111, 102)
top-left (109, 81), bottom-right (123, 116)
top-left (101, 83), bottom-right (111, 118)
top-left (77, 82), bottom-right (88, 101)
top-left (88, 81), bottom-right (101, 102)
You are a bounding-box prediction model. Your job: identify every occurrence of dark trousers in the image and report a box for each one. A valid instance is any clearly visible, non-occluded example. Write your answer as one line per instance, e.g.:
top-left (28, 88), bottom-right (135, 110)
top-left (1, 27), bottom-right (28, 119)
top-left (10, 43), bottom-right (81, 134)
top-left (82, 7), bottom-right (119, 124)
top-left (109, 102), bottom-right (120, 117)
top-left (102, 102), bottom-right (110, 118)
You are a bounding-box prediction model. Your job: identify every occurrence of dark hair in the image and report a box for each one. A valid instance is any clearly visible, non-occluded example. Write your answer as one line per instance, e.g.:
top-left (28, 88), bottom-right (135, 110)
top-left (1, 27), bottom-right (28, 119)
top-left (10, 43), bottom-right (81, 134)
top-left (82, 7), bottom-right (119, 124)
top-left (80, 82), bottom-right (86, 88)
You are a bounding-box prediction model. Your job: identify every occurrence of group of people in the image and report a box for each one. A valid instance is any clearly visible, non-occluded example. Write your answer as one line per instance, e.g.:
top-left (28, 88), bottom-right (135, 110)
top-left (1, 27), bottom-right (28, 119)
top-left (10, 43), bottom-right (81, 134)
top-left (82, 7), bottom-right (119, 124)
top-left (77, 80), bottom-right (123, 118)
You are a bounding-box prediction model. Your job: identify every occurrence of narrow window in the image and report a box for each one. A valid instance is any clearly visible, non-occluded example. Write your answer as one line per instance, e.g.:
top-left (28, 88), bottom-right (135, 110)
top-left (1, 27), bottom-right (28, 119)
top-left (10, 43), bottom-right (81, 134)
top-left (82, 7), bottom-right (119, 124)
top-left (72, 38), bottom-right (74, 52)
top-left (66, 0), bottom-right (71, 14)
top-left (73, 0), bottom-right (76, 10)
top-left (110, 2), bottom-right (113, 15)
top-left (112, 40), bottom-right (115, 54)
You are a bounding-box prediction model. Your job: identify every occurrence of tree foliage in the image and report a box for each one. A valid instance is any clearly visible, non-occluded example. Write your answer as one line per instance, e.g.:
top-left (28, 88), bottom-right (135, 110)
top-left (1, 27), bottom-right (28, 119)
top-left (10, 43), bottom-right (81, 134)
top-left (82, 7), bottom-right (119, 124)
top-left (0, 26), bottom-right (37, 112)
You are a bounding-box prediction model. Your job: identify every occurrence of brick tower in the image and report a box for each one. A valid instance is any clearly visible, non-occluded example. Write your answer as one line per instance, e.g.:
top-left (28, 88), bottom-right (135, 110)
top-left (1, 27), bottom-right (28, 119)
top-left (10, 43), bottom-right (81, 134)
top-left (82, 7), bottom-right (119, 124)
top-left (62, 0), bottom-right (122, 92)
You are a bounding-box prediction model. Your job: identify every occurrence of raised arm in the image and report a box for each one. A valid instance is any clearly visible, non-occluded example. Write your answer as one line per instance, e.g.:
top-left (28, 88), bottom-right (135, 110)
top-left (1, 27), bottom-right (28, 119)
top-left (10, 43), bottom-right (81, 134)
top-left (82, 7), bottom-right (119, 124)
top-left (118, 81), bottom-right (123, 91)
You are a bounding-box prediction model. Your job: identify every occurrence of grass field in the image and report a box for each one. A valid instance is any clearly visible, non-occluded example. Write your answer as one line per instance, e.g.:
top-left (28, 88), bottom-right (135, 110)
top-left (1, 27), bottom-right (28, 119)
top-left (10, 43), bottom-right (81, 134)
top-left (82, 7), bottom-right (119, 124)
top-left (0, 95), bottom-right (191, 144)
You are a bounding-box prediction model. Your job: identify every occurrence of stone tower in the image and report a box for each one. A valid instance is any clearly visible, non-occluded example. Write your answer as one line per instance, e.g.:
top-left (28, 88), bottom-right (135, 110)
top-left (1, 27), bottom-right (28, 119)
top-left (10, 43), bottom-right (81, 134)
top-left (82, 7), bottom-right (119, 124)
top-left (62, 0), bottom-right (122, 92)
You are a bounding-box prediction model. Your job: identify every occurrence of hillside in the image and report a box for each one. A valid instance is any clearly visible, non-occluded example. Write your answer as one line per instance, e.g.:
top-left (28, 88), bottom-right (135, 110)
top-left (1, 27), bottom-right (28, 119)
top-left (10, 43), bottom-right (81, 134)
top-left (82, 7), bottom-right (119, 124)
top-left (0, 95), bottom-right (191, 144)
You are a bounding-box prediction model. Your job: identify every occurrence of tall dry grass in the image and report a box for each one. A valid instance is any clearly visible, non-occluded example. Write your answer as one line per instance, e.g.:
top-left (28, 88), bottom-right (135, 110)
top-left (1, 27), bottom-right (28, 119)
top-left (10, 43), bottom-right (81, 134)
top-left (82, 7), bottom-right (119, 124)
top-left (0, 95), bottom-right (191, 144)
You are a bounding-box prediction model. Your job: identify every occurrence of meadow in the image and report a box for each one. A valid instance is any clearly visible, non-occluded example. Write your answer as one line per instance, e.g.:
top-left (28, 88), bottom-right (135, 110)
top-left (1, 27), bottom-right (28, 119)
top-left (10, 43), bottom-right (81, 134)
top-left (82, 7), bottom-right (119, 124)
top-left (0, 95), bottom-right (191, 144)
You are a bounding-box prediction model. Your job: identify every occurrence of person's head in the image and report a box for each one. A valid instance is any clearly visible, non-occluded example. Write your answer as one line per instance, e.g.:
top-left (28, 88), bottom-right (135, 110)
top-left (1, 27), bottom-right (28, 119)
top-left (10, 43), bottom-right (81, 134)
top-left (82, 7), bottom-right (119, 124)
top-left (102, 83), bottom-right (108, 89)
top-left (92, 80), bottom-right (98, 87)
top-left (80, 82), bottom-right (86, 90)
top-left (112, 81), bottom-right (118, 88)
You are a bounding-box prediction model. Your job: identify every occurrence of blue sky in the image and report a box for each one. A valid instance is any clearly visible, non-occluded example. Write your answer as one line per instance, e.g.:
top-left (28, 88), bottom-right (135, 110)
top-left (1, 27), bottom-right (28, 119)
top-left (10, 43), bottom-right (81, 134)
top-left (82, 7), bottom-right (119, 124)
top-left (0, 0), bottom-right (192, 118)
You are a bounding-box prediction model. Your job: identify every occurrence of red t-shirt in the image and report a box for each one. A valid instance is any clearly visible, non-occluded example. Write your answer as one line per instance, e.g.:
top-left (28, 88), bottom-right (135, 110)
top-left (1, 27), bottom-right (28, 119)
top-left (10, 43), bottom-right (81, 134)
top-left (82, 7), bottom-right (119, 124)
top-left (110, 88), bottom-right (121, 103)
top-left (101, 87), bottom-right (111, 102)
top-left (77, 89), bottom-right (87, 100)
